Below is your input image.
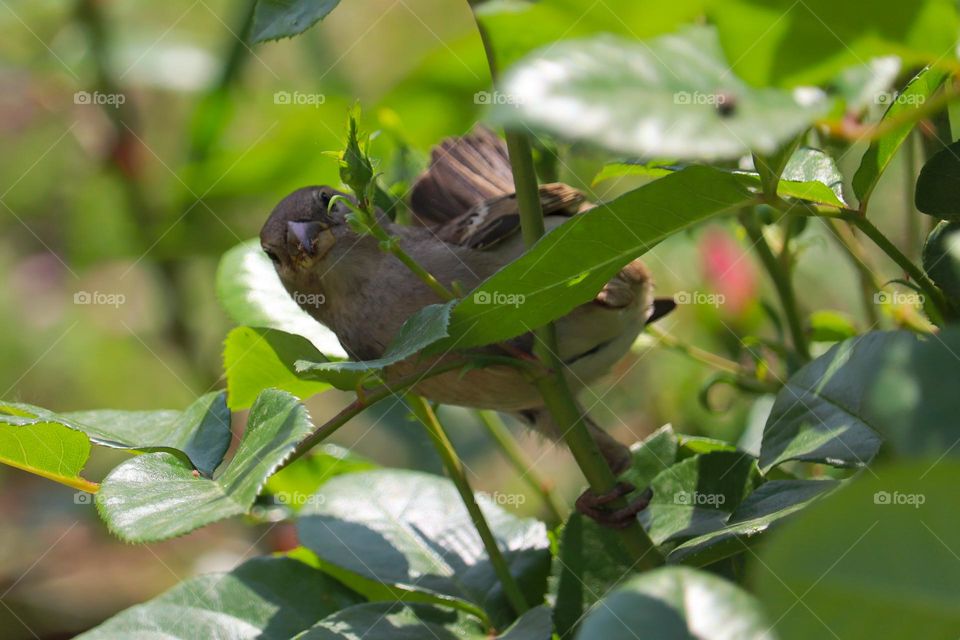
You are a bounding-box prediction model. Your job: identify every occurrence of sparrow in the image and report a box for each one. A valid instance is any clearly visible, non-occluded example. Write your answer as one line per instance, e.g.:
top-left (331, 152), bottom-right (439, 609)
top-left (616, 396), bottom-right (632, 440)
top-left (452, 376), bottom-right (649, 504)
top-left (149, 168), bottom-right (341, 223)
top-left (260, 127), bottom-right (672, 526)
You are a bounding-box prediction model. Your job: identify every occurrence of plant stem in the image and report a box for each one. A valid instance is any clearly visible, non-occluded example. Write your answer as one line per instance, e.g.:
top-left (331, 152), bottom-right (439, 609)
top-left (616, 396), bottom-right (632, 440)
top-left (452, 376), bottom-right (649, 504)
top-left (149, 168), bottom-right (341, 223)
top-left (282, 358), bottom-right (471, 468)
top-left (739, 210), bottom-right (811, 363)
top-left (408, 396), bottom-right (530, 617)
top-left (330, 195), bottom-right (456, 301)
top-left (470, 2), bottom-right (660, 567)
top-left (645, 326), bottom-right (742, 375)
top-left (824, 219), bottom-right (883, 327)
top-left (504, 134), bottom-right (661, 567)
top-left (476, 410), bottom-right (566, 525)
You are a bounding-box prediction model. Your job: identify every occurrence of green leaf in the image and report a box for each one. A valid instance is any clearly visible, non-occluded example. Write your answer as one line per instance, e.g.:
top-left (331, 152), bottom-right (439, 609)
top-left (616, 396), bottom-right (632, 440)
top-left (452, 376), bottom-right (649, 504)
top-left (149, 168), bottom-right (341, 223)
top-left (297, 301), bottom-right (454, 375)
top-left (555, 427), bottom-right (680, 638)
top-left (759, 329), bottom-right (960, 471)
top-left (638, 451), bottom-right (763, 545)
top-left (76, 556), bottom-right (362, 639)
top-left (476, 0), bottom-right (708, 71)
top-left (622, 425), bottom-right (680, 489)
top-left (0, 418), bottom-right (97, 492)
top-left (217, 239), bottom-right (346, 356)
top-left (0, 392), bottom-right (231, 478)
top-left (265, 444), bottom-right (376, 512)
top-left (494, 27), bottom-right (829, 160)
top-left (711, 0), bottom-right (958, 87)
top-left (575, 566), bottom-right (774, 640)
top-left (224, 326), bottom-right (346, 410)
top-left (915, 139), bottom-right (960, 222)
top-left (777, 147), bottom-right (847, 207)
top-left (250, 0), bottom-right (341, 43)
top-left (299, 603), bottom-right (553, 639)
top-left (442, 166), bottom-right (754, 349)
top-left (553, 513), bottom-right (634, 639)
top-left (297, 469), bottom-right (551, 628)
top-left (831, 56), bottom-right (903, 114)
top-left (96, 389), bottom-right (314, 542)
top-left (922, 221), bottom-right (960, 304)
top-left (807, 310), bottom-right (858, 343)
top-left (855, 66), bottom-right (949, 207)
top-left (752, 461), bottom-right (960, 639)
top-left (668, 479), bottom-right (839, 566)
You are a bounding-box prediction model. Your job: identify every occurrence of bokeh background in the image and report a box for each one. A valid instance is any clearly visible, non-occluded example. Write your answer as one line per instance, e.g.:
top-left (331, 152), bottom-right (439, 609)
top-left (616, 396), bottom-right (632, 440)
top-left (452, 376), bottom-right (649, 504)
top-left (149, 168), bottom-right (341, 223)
top-left (0, 1), bottom-right (920, 637)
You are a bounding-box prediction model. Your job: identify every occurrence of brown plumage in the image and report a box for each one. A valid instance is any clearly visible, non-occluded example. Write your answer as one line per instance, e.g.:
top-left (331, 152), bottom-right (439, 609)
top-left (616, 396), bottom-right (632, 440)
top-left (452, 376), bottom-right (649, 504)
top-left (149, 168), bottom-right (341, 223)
top-left (260, 127), bottom-right (671, 476)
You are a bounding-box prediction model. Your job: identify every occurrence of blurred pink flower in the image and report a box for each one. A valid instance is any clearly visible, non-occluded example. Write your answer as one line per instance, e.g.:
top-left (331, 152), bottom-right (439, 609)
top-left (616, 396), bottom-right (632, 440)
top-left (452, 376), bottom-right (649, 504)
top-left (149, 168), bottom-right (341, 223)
top-left (700, 227), bottom-right (757, 316)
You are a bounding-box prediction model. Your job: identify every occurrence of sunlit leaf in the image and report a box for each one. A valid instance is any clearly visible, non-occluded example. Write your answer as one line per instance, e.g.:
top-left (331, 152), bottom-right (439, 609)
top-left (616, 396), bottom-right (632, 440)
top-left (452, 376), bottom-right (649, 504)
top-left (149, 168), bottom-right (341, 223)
top-left (97, 389), bottom-right (313, 542)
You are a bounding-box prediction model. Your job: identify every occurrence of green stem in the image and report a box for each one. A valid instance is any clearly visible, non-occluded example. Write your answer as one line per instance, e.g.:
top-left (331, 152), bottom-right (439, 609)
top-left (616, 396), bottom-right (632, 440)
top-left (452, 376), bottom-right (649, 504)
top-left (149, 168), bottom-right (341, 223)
top-left (408, 396), bottom-right (530, 617)
top-left (739, 210), bottom-right (811, 363)
top-left (645, 325), bottom-right (742, 375)
top-left (824, 219), bottom-right (883, 327)
top-left (330, 195), bottom-right (456, 301)
top-left (282, 357), bottom-right (471, 468)
top-left (476, 410), bottom-right (566, 525)
top-left (504, 132), bottom-right (660, 567)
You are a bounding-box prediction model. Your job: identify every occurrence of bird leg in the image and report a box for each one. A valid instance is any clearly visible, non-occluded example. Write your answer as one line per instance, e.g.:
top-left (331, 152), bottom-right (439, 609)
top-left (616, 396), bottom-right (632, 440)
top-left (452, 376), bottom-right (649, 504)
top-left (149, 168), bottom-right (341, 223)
top-left (575, 417), bottom-right (653, 529)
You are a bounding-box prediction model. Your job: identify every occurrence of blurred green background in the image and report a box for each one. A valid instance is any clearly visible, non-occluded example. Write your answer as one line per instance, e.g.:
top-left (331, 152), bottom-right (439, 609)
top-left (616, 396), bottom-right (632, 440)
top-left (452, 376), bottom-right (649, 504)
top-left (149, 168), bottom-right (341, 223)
top-left (0, 0), bottom-right (923, 637)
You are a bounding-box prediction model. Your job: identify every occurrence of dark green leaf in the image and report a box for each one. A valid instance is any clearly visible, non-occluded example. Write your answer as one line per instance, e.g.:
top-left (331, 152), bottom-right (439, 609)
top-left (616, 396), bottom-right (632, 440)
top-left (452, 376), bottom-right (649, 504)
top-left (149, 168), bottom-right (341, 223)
top-left (638, 451), bottom-right (763, 545)
top-left (297, 469), bottom-right (551, 628)
top-left (916, 140), bottom-right (960, 221)
top-left (495, 27), bottom-right (829, 160)
top-left (922, 221), bottom-right (960, 303)
top-left (759, 329), bottom-right (960, 471)
top-left (668, 479), bottom-right (839, 566)
top-left (300, 603), bottom-right (553, 639)
top-left (251, 0), bottom-right (341, 43)
top-left (442, 166), bottom-right (753, 348)
top-left (97, 389), bottom-right (314, 542)
top-left (712, 0), bottom-right (958, 87)
top-left (217, 239), bottom-right (346, 356)
top-left (575, 566), bottom-right (774, 640)
top-left (752, 461), bottom-right (960, 639)
top-left (855, 66), bottom-right (949, 207)
top-left (76, 556), bottom-right (362, 639)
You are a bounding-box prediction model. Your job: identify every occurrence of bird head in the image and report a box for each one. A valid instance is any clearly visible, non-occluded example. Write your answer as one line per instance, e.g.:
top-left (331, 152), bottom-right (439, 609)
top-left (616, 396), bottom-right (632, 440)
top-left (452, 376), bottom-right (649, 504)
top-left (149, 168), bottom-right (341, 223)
top-left (259, 185), bottom-right (359, 283)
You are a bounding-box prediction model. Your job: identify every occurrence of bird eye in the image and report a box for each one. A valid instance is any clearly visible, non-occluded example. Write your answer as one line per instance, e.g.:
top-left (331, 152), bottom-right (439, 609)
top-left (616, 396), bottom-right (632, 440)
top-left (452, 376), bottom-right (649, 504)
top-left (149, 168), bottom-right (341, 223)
top-left (263, 248), bottom-right (281, 264)
top-left (319, 191), bottom-right (331, 207)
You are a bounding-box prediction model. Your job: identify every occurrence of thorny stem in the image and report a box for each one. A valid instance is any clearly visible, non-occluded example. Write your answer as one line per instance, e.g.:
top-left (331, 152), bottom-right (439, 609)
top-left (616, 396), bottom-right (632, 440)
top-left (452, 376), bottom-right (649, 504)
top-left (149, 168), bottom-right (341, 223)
top-left (476, 410), bottom-right (566, 525)
top-left (739, 210), bottom-right (812, 364)
top-left (408, 396), bottom-right (530, 618)
top-left (471, 6), bottom-right (660, 567)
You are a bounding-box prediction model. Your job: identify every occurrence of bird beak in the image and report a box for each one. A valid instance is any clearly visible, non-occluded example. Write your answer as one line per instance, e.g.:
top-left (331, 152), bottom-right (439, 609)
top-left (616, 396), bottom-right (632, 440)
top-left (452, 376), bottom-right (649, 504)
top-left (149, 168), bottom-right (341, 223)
top-left (287, 220), bottom-right (326, 255)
